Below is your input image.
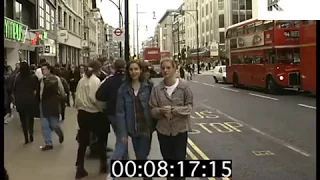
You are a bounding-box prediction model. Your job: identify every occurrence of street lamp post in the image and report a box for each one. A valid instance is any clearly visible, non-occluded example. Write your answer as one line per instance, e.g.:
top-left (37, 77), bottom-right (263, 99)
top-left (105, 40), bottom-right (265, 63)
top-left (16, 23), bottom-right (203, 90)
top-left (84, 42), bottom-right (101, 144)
top-left (136, 4), bottom-right (156, 58)
top-left (124, 0), bottom-right (129, 62)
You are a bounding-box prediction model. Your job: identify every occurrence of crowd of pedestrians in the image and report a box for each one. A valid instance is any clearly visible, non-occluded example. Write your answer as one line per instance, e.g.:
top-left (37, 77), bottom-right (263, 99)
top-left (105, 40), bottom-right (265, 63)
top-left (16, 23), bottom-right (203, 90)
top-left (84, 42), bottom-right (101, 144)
top-left (4, 57), bottom-right (194, 180)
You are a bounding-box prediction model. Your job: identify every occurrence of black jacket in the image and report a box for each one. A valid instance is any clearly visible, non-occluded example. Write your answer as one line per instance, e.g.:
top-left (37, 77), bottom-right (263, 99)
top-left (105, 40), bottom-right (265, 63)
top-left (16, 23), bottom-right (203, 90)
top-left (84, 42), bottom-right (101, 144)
top-left (96, 71), bottom-right (125, 116)
top-left (13, 73), bottom-right (38, 114)
top-left (69, 70), bottom-right (80, 92)
top-left (36, 75), bottom-right (62, 118)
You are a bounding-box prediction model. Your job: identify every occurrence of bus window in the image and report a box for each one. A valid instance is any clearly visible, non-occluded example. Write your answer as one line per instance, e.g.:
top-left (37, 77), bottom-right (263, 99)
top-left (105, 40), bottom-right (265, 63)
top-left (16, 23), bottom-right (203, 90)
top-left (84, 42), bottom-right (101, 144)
top-left (255, 21), bottom-right (265, 32)
top-left (276, 48), bottom-right (300, 64)
top-left (254, 55), bottom-right (264, 64)
top-left (238, 55), bottom-right (244, 64)
top-left (244, 55), bottom-right (253, 64)
top-left (302, 20), bottom-right (314, 25)
top-left (247, 24), bottom-right (255, 34)
top-left (230, 39), bottom-right (237, 49)
top-left (237, 27), bottom-right (244, 36)
top-left (226, 30), bottom-right (232, 38)
top-left (264, 20), bottom-right (274, 30)
top-left (231, 29), bottom-right (237, 38)
top-left (265, 50), bottom-right (276, 64)
top-left (276, 21), bottom-right (299, 28)
top-left (231, 55), bottom-right (239, 64)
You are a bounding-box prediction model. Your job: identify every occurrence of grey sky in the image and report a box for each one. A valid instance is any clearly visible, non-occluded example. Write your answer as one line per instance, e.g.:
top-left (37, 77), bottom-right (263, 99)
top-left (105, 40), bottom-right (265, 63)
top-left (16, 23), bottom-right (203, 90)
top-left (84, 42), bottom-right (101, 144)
top-left (98, 0), bottom-right (183, 51)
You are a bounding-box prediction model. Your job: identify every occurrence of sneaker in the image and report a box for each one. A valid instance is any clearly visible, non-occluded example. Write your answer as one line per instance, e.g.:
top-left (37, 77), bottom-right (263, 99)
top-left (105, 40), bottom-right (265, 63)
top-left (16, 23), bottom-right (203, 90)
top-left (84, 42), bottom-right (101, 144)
top-left (59, 134), bottom-right (64, 144)
top-left (4, 119), bottom-right (8, 124)
top-left (106, 173), bottom-right (114, 180)
top-left (40, 145), bottom-right (53, 151)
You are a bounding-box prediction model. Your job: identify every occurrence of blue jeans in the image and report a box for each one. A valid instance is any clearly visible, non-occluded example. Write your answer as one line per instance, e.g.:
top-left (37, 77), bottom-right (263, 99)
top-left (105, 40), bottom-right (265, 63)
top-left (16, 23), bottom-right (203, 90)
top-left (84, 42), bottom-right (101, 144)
top-left (40, 105), bottom-right (63, 146)
top-left (107, 116), bottom-right (152, 173)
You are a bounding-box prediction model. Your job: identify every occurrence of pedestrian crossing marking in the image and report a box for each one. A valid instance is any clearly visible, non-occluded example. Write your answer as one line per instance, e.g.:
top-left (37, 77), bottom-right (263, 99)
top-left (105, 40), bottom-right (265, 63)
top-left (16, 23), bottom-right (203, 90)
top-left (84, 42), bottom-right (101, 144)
top-left (252, 150), bottom-right (274, 156)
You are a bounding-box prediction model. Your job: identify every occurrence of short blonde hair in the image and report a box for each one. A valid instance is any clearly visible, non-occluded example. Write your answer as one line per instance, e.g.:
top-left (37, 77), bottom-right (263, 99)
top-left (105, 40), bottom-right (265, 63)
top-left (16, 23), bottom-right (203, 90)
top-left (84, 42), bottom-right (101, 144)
top-left (160, 58), bottom-right (177, 69)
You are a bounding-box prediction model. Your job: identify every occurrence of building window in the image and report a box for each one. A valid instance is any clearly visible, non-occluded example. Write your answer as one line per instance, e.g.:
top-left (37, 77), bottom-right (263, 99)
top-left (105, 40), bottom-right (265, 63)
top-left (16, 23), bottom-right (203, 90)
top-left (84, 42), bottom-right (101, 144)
top-left (219, 32), bottom-right (225, 43)
top-left (246, 11), bottom-right (252, 19)
top-left (232, 14), bottom-right (239, 24)
top-left (73, 19), bottom-right (76, 33)
top-left (219, 14), bottom-right (224, 28)
top-left (58, 6), bottom-right (62, 25)
top-left (239, 0), bottom-right (245, 10)
top-left (39, 0), bottom-right (45, 28)
top-left (232, 0), bottom-right (239, 10)
top-left (240, 11), bottom-right (246, 22)
top-left (79, 22), bottom-right (81, 35)
top-left (69, 16), bottom-right (72, 30)
top-left (15, 2), bottom-right (22, 22)
top-left (246, 0), bottom-right (252, 10)
top-left (206, 4), bottom-right (209, 16)
top-left (64, 12), bottom-right (67, 27)
top-left (206, 19), bottom-right (209, 32)
top-left (218, 0), bottom-right (224, 10)
top-left (45, 4), bottom-right (50, 30)
top-left (51, 9), bottom-right (55, 31)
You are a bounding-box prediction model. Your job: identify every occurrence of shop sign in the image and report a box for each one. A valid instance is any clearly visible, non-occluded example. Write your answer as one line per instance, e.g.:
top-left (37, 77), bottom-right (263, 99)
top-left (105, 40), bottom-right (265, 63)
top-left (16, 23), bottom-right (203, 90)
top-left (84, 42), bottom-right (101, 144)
top-left (4, 17), bottom-right (28, 43)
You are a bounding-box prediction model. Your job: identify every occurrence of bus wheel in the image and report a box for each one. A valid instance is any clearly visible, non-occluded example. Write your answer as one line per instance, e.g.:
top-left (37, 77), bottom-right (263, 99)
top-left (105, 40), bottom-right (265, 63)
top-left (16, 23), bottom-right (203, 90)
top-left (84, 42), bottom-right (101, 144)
top-left (233, 74), bottom-right (239, 88)
top-left (266, 77), bottom-right (278, 94)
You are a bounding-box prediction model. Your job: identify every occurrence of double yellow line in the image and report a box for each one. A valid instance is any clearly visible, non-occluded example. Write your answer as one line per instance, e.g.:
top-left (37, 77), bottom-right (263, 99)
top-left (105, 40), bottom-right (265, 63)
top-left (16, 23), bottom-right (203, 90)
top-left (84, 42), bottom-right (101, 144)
top-left (187, 138), bottom-right (231, 180)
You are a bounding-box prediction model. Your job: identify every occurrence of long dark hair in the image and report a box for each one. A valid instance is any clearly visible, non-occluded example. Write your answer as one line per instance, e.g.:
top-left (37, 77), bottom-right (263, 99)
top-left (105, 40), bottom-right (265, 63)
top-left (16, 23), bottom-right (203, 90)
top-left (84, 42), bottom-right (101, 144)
top-left (19, 62), bottom-right (31, 78)
top-left (125, 60), bottom-right (146, 82)
top-left (85, 60), bottom-right (102, 78)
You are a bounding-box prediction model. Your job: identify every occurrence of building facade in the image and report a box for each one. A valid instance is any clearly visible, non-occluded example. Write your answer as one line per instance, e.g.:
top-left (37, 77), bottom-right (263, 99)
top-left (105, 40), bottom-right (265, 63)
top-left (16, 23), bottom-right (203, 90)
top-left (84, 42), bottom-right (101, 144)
top-left (57, 0), bottom-right (83, 65)
top-left (172, 3), bottom-right (186, 58)
top-left (158, 10), bottom-right (175, 55)
top-left (105, 24), bottom-right (120, 59)
top-left (4, 0), bottom-right (38, 67)
top-left (37, 0), bottom-right (58, 65)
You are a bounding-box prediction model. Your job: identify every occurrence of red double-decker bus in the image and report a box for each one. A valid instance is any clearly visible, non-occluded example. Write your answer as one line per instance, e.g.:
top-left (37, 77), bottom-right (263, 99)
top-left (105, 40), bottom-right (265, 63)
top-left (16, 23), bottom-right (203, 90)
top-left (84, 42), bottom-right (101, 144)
top-left (225, 19), bottom-right (301, 94)
top-left (160, 50), bottom-right (171, 59)
top-left (143, 47), bottom-right (161, 65)
top-left (299, 20), bottom-right (316, 93)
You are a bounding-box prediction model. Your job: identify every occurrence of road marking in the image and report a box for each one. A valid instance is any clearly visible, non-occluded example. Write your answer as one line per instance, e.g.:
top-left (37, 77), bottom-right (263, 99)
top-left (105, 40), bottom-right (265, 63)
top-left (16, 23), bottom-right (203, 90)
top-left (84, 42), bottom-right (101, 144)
top-left (187, 138), bottom-right (230, 180)
top-left (221, 87), bottom-right (239, 92)
top-left (249, 93), bottom-right (279, 101)
top-left (252, 150), bottom-right (274, 156)
top-left (191, 80), bottom-right (199, 83)
top-left (298, 104), bottom-right (316, 110)
top-left (203, 83), bottom-right (215, 87)
top-left (201, 103), bottom-right (312, 157)
top-left (187, 138), bottom-right (210, 160)
top-left (187, 147), bottom-right (199, 160)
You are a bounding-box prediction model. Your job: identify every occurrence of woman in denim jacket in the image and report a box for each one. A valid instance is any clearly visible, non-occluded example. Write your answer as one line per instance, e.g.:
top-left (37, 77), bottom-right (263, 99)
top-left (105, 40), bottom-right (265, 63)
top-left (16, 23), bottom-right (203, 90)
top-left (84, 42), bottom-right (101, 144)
top-left (106, 60), bottom-right (155, 180)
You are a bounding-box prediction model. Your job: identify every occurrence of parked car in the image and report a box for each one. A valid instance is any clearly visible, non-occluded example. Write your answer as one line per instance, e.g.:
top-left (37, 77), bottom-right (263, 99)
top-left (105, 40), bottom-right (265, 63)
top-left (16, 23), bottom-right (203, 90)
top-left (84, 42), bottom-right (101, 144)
top-left (213, 65), bottom-right (227, 83)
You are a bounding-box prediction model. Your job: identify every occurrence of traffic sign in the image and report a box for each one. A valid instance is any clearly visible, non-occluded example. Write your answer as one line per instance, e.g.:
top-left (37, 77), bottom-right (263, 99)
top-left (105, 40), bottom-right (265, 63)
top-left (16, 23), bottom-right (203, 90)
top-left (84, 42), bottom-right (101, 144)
top-left (113, 28), bottom-right (124, 42)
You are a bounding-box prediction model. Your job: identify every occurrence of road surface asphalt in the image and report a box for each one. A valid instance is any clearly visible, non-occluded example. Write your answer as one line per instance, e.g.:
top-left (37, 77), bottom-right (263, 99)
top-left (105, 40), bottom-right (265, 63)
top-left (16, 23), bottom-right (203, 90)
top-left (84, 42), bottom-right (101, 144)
top-left (4, 75), bottom-right (315, 180)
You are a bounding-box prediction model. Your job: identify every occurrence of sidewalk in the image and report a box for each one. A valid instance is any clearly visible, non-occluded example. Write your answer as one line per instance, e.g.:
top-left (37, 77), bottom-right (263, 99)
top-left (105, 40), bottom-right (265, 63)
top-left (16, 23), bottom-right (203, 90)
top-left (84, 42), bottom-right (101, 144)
top-left (4, 107), bottom-right (198, 180)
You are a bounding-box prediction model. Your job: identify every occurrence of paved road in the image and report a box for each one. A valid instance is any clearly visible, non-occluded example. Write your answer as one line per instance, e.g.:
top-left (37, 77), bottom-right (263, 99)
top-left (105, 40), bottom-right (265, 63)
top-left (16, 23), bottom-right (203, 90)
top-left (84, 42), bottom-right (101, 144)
top-left (183, 75), bottom-right (316, 180)
top-left (5, 76), bottom-right (315, 180)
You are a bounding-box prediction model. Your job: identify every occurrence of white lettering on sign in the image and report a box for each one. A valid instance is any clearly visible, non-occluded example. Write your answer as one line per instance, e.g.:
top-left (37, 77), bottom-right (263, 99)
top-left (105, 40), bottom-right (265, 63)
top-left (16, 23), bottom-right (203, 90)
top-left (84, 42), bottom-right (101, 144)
top-left (147, 50), bottom-right (159, 54)
top-left (191, 122), bottom-right (244, 134)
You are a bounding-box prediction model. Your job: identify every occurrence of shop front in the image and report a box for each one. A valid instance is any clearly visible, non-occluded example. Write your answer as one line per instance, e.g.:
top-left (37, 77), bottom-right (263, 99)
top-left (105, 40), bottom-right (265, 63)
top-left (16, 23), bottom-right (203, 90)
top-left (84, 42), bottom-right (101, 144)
top-left (4, 17), bottom-right (37, 67)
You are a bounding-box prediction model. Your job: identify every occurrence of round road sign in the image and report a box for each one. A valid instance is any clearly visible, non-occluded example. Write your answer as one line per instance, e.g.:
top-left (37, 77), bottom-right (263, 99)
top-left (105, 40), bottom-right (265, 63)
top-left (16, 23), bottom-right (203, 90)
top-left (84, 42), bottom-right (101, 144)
top-left (114, 28), bottom-right (123, 36)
